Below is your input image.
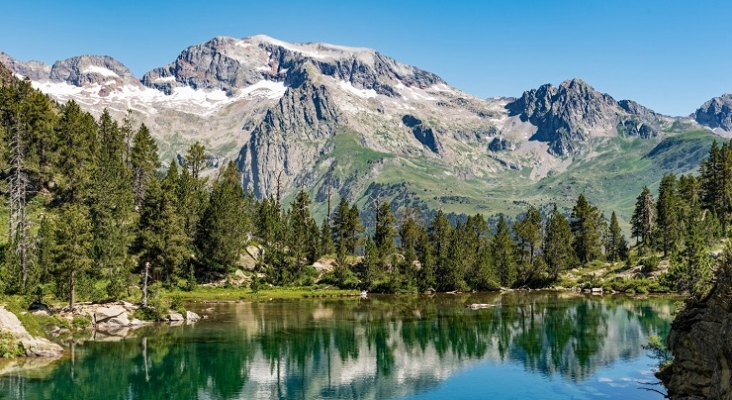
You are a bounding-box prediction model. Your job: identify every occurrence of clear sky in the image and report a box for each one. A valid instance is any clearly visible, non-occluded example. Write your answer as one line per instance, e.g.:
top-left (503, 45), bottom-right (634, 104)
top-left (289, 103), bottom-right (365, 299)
top-left (1, 0), bottom-right (730, 116)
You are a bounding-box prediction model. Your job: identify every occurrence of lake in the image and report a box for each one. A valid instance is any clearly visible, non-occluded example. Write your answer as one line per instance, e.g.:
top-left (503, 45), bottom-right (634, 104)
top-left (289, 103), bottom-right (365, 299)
top-left (0, 292), bottom-right (676, 399)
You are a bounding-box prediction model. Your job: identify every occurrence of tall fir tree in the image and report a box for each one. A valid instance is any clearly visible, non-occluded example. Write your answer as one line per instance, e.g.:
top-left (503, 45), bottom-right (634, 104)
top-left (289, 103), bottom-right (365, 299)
top-left (570, 195), bottom-right (603, 264)
top-left (492, 215), bottom-right (517, 287)
top-left (544, 204), bottom-right (575, 281)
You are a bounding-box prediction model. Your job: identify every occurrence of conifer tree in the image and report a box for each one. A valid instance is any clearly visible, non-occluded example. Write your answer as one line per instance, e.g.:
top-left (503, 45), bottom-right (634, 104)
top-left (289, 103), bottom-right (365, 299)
top-left (54, 204), bottom-right (93, 309)
top-left (513, 205), bottom-right (543, 284)
top-left (656, 173), bottom-right (681, 257)
top-left (90, 109), bottom-right (134, 298)
top-left (606, 211), bottom-right (626, 262)
top-left (196, 161), bottom-right (249, 274)
top-left (319, 218), bottom-right (334, 256)
top-left (428, 210), bottom-right (452, 284)
top-left (362, 237), bottom-right (380, 290)
top-left (130, 123), bottom-right (160, 206)
top-left (492, 215), bottom-right (516, 287)
top-left (185, 141), bottom-right (206, 180)
top-left (544, 204), bottom-right (575, 281)
top-left (55, 100), bottom-right (98, 202)
top-left (571, 194), bottom-right (603, 264)
top-left (136, 178), bottom-right (188, 283)
top-left (631, 186), bottom-right (656, 248)
top-left (374, 200), bottom-right (396, 259)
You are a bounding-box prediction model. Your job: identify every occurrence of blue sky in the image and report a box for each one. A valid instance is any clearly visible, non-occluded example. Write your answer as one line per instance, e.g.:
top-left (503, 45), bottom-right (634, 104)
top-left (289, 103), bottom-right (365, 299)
top-left (1, 0), bottom-right (730, 116)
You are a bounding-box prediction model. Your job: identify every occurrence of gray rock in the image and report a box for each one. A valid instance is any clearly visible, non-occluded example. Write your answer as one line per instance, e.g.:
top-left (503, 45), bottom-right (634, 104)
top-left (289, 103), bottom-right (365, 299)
top-left (106, 312), bottom-right (130, 327)
top-left (662, 264), bottom-right (732, 399)
top-left (239, 82), bottom-right (343, 198)
top-left (695, 94), bottom-right (732, 132)
top-left (506, 79), bottom-right (661, 156)
top-left (0, 306), bottom-right (64, 358)
top-left (185, 311), bottom-right (201, 321)
top-left (167, 313), bottom-right (185, 322)
top-left (94, 305), bottom-right (126, 324)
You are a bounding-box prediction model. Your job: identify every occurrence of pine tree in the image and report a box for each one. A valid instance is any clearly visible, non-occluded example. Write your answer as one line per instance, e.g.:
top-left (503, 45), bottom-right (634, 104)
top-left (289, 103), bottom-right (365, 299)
top-left (631, 186), bottom-right (656, 249)
top-left (606, 211), bottom-right (625, 262)
top-left (196, 161), bottom-right (249, 274)
top-left (54, 204), bottom-right (93, 309)
top-left (492, 215), bottom-right (516, 287)
top-left (288, 189), bottom-right (315, 271)
top-left (513, 205), bottom-right (543, 284)
top-left (656, 173), bottom-right (681, 257)
top-left (90, 109), bottom-right (134, 298)
top-left (55, 100), bottom-right (98, 202)
top-left (374, 200), bottom-right (396, 259)
top-left (185, 141), bottom-right (206, 180)
top-left (571, 194), bottom-right (603, 264)
top-left (130, 123), bottom-right (160, 206)
top-left (319, 218), bottom-right (334, 256)
top-left (136, 178), bottom-right (188, 284)
top-left (428, 210), bottom-right (452, 285)
top-left (362, 238), bottom-right (380, 290)
top-left (544, 204), bottom-right (575, 281)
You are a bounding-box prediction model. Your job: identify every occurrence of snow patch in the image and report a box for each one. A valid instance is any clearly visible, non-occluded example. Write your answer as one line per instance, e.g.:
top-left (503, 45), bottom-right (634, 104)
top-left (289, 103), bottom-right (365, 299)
top-left (82, 65), bottom-right (119, 77)
top-left (30, 78), bottom-right (287, 116)
top-left (338, 80), bottom-right (377, 99)
top-left (154, 76), bottom-right (177, 83)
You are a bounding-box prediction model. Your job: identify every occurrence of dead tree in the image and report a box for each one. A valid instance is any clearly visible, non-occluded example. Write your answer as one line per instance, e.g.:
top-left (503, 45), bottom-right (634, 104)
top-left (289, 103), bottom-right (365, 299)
top-left (7, 114), bottom-right (29, 290)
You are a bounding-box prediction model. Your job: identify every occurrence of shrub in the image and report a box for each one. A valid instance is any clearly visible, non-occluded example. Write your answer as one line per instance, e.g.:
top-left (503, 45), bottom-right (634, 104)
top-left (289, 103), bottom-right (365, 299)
top-left (0, 332), bottom-right (24, 358)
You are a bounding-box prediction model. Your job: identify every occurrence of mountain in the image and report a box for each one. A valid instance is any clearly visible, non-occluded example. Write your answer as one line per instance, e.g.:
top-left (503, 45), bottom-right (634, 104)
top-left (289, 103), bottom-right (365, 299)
top-left (0, 35), bottom-right (720, 223)
top-left (506, 79), bottom-right (665, 156)
top-left (695, 94), bottom-right (732, 135)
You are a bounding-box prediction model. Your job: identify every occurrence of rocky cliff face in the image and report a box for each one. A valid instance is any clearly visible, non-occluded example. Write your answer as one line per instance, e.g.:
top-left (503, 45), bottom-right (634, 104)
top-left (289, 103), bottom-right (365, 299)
top-left (695, 94), bottom-right (732, 133)
top-left (238, 81), bottom-right (343, 197)
top-left (0, 52), bottom-right (50, 81)
top-left (662, 262), bottom-right (732, 399)
top-left (506, 79), bottom-right (661, 155)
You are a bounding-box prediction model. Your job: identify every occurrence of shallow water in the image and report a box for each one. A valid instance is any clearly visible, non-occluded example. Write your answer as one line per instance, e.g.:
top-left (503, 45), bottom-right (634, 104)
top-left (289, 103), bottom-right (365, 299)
top-left (0, 292), bottom-right (675, 399)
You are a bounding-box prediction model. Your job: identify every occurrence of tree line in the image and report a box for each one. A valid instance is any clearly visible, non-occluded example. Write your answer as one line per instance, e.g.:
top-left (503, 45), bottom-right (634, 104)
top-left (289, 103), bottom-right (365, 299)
top-left (0, 73), bottom-right (721, 306)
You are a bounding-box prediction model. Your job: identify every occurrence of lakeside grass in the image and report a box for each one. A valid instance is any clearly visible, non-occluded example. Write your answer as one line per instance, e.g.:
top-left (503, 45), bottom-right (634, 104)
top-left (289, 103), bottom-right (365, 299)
top-left (171, 286), bottom-right (361, 302)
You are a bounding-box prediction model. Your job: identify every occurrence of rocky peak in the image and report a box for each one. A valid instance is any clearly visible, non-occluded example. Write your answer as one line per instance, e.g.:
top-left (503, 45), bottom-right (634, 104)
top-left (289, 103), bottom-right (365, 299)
top-left (506, 79), bottom-right (660, 156)
top-left (49, 55), bottom-right (140, 89)
top-left (695, 94), bottom-right (732, 133)
top-left (0, 52), bottom-right (51, 81)
top-left (142, 35), bottom-right (446, 97)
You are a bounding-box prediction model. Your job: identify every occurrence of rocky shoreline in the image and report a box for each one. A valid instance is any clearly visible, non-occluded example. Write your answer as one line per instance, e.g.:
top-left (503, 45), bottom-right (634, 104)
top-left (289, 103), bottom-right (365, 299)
top-left (661, 262), bottom-right (732, 399)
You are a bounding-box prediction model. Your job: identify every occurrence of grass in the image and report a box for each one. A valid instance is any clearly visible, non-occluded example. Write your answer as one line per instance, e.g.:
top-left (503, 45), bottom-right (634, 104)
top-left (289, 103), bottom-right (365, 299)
top-left (168, 286), bottom-right (361, 302)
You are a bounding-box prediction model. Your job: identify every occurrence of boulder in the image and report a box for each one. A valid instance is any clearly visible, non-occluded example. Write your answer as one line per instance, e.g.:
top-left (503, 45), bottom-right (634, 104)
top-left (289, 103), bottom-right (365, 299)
top-left (106, 312), bottom-right (130, 327)
top-left (94, 305), bottom-right (126, 324)
top-left (166, 313), bottom-right (184, 322)
top-left (185, 311), bottom-right (201, 321)
top-left (0, 306), bottom-right (64, 358)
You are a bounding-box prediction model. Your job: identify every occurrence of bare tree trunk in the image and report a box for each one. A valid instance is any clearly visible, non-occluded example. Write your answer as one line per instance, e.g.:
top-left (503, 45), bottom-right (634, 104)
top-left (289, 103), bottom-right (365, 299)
top-left (70, 269), bottom-right (76, 310)
top-left (142, 262), bottom-right (150, 307)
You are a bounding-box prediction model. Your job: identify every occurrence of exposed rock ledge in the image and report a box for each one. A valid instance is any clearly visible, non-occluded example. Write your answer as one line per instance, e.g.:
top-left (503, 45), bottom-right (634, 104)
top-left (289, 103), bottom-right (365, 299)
top-left (662, 263), bottom-right (732, 399)
top-left (0, 306), bottom-right (64, 357)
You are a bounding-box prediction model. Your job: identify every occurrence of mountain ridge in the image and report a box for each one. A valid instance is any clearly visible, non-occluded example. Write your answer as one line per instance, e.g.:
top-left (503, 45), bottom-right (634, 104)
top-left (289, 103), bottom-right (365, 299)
top-left (0, 35), bottom-right (727, 223)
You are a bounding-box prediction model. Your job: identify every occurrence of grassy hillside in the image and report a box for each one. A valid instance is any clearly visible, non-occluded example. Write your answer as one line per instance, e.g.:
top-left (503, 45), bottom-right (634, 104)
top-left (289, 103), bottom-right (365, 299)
top-left (298, 129), bottom-right (717, 231)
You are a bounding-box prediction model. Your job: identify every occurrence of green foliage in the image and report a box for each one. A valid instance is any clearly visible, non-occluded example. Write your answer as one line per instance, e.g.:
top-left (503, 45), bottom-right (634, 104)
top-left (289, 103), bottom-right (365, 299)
top-left (0, 331), bottom-right (24, 358)
top-left (643, 335), bottom-right (673, 371)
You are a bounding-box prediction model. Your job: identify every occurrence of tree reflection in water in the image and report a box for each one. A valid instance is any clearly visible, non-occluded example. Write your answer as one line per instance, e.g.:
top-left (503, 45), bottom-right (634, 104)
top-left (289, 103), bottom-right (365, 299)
top-left (0, 292), bottom-right (676, 400)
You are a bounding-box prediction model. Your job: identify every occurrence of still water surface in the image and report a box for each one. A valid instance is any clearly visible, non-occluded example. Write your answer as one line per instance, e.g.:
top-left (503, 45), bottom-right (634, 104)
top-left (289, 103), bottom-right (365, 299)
top-left (0, 292), bottom-right (675, 399)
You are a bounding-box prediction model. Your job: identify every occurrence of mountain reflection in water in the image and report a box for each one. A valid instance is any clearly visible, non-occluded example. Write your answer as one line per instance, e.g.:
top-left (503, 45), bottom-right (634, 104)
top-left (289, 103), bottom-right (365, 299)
top-left (0, 292), bottom-right (675, 400)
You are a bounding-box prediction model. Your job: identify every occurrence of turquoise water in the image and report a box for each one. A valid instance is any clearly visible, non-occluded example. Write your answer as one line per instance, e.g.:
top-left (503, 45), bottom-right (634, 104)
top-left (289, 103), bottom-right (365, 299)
top-left (0, 293), bottom-right (674, 399)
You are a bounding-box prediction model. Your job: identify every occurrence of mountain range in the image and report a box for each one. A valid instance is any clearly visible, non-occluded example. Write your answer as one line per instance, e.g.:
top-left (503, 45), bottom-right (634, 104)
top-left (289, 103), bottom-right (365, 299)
top-left (2, 35), bottom-right (731, 224)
